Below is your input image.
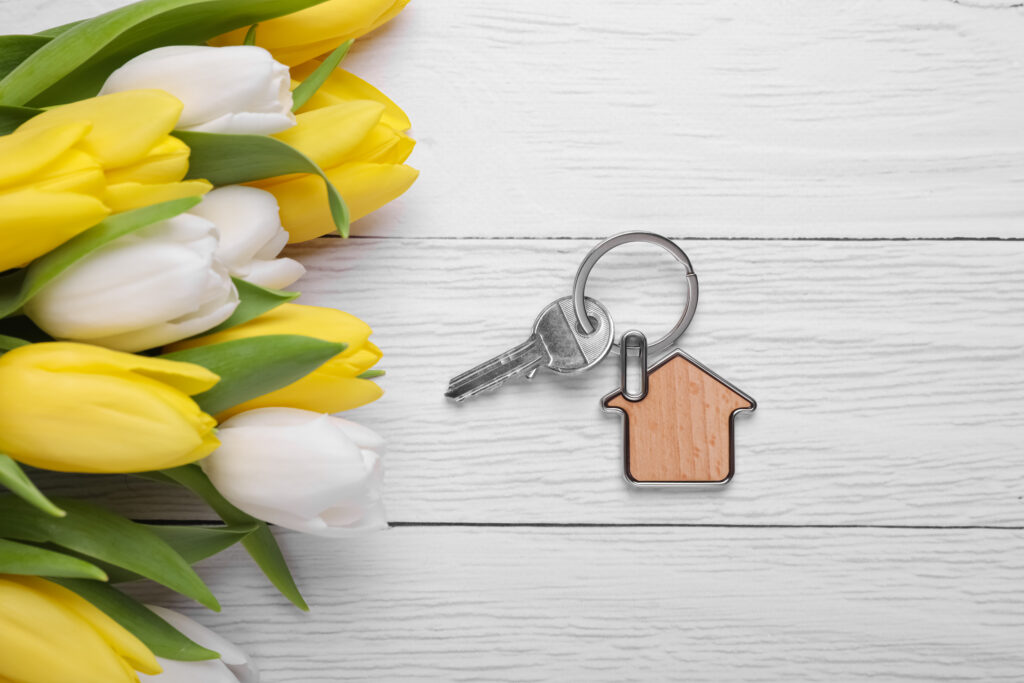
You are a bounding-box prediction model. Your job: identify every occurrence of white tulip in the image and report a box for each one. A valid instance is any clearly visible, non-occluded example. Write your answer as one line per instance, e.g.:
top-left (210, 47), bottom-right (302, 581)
top-left (100, 45), bottom-right (295, 135)
top-left (140, 605), bottom-right (258, 683)
top-left (189, 185), bottom-right (305, 290)
top-left (24, 213), bottom-right (239, 352)
top-left (202, 408), bottom-right (387, 537)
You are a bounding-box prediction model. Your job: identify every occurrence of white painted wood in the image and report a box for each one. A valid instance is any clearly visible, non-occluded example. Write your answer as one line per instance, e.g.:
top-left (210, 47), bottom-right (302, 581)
top-left (4, 0), bottom-right (1024, 238)
top-left (123, 526), bottom-right (1024, 682)
top-left (38, 239), bottom-right (1024, 525)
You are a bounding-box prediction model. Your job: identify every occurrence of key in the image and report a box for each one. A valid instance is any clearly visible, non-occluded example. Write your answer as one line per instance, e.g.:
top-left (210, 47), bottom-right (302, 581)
top-left (445, 296), bottom-right (613, 401)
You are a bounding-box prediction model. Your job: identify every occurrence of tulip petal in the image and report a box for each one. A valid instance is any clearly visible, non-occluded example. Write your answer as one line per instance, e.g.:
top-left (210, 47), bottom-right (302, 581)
top-left (104, 179), bottom-right (212, 213)
top-left (20, 148), bottom-right (106, 195)
top-left (272, 100), bottom-right (384, 169)
top-left (104, 135), bottom-right (190, 185)
top-left (212, 0), bottom-right (403, 54)
top-left (17, 90), bottom-right (183, 170)
top-left (268, 162), bottom-right (418, 242)
top-left (22, 577), bottom-right (160, 674)
top-left (0, 121), bottom-right (90, 189)
top-left (293, 66), bottom-right (410, 131)
top-left (0, 189), bottom-right (110, 271)
top-left (2, 342), bottom-right (219, 395)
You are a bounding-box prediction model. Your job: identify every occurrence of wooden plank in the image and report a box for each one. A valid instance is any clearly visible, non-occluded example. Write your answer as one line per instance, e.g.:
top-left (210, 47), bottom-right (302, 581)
top-left (123, 526), bottom-right (1024, 682)
top-left (42, 239), bottom-right (1024, 526)
top-left (341, 0), bottom-right (1024, 238)
top-left (3, 0), bottom-right (1023, 238)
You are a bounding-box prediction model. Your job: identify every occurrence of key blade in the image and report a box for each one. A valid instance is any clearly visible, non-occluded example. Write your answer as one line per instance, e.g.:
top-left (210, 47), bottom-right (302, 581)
top-left (445, 336), bottom-right (547, 401)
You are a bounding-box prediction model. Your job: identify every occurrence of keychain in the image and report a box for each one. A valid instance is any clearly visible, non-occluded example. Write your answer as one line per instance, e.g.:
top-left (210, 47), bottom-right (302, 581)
top-left (445, 231), bottom-right (755, 486)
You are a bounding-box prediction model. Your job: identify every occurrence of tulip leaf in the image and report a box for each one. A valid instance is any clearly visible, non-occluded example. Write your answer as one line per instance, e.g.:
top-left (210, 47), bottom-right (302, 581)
top-left (56, 522), bottom-right (256, 584)
top-left (0, 334), bottom-right (30, 352)
top-left (0, 104), bottom-right (40, 135)
top-left (0, 496), bottom-right (220, 611)
top-left (175, 130), bottom-right (351, 237)
top-left (54, 578), bottom-right (220, 661)
top-left (243, 23), bottom-right (258, 46)
top-left (201, 278), bottom-right (299, 336)
top-left (0, 538), bottom-right (107, 580)
top-left (157, 464), bottom-right (310, 611)
top-left (291, 39), bottom-right (352, 112)
top-left (0, 35), bottom-right (50, 80)
top-left (0, 455), bottom-right (65, 517)
top-left (0, 0), bottom-right (333, 106)
top-left (0, 196), bottom-right (199, 319)
top-left (358, 369), bottom-right (386, 380)
top-left (162, 334), bottom-right (346, 416)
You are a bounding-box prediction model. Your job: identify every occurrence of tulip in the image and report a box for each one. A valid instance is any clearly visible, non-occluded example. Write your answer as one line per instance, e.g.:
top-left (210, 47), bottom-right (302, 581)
top-left (24, 213), bottom-right (239, 352)
top-left (0, 574), bottom-right (160, 683)
top-left (254, 65), bottom-right (416, 242)
top-left (0, 342), bottom-right (219, 473)
top-left (211, 0), bottom-right (410, 67)
top-left (17, 90), bottom-right (212, 213)
top-left (139, 605), bottom-right (257, 683)
top-left (166, 303), bottom-right (381, 418)
top-left (202, 408), bottom-right (386, 536)
top-left (0, 122), bottom-right (110, 270)
top-left (101, 46), bottom-right (295, 135)
top-left (188, 185), bottom-right (305, 290)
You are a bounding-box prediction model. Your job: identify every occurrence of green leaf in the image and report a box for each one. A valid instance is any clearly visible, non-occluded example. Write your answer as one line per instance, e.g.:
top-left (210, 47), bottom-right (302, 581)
top-left (0, 334), bottom-right (29, 352)
top-left (0, 496), bottom-right (219, 610)
top-left (291, 39), bottom-right (352, 111)
top-left (0, 35), bottom-right (50, 81)
top-left (201, 278), bottom-right (298, 336)
top-left (0, 538), bottom-right (106, 579)
top-left (88, 522), bottom-right (256, 583)
top-left (0, 196), bottom-right (200, 319)
top-left (0, 104), bottom-right (40, 135)
top-left (242, 23), bottom-right (258, 45)
top-left (0, 455), bottom-right (65, 517)
top-left (358, 369), bottom-right (386, 379)
top-left (175, 130), bottom-right (351, 237)
top-left (162, 334), bottom-right (345, 415)
top-left (54, 578), bottom-right (220, 661)
top-left (158, 465), bottom-right (309, 610)
top-left (0, 0), bottom-right (332, 106)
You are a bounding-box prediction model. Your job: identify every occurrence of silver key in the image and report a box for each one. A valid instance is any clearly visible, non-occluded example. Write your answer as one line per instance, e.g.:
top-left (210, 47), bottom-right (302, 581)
top-left (445, 296), bottom-right (613, 402)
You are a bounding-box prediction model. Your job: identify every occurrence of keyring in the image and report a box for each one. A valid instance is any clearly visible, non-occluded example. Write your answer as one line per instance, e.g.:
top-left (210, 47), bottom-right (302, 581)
top-left (572, 231), bottom-right (699, 357)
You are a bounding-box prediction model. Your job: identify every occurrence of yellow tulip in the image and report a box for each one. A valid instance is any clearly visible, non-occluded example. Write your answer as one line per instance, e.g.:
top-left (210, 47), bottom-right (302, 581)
top-left (167, 303), bottom-right (382, 418)
top-left (16, 90), bottom-right (211, 213)
top-left (0, 574), bottom-right (160, 683)
top-left (211, 0), bottom-right (410, 66)
top-left (0, 342), bottom-right (220, 473)
top-left (0, 122), bottom-right (111, 270)
top-left (255, 65), bottom-right (416, 242)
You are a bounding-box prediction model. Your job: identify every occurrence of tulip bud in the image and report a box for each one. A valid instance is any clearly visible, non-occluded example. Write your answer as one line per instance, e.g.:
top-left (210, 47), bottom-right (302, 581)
top-left (139, 606), bottom-right (257, 683)
top-left (212, 0), bottom-right (410, 67)
top-left (165, 303), bottom-right (381, 418)
top-left (188, 185), bottom-right (305, 290)
top-left (202, 408), bottom-right (386, 537)
top-left (0, 575), bottom-right (160, 683)
top-left (24, 213), bottom-right (239, 352)
top-left (0, 343), bottom-right (219, 473)
top-left (100, 46), bottom-right (295, 135)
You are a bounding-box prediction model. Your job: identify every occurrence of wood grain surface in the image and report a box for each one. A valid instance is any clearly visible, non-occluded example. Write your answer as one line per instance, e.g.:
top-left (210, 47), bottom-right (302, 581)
top-left (5, 0), bottom-right (1024, 680)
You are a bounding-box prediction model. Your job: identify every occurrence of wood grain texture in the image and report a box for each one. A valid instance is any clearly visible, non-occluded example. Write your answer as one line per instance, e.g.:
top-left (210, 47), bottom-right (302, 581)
top-left (605, 351), bottom-right (755, 484)
top-left (37, 239), bottom-right (1024, 525)
top-left (122, 526), bottom-right (1024, 682)
top-left (4, 0), bottom-right (1024, 238)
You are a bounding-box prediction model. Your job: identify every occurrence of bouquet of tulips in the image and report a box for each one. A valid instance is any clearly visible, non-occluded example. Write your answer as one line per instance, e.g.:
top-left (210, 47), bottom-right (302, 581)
top-left (0, 0), bottom-right (414, 680)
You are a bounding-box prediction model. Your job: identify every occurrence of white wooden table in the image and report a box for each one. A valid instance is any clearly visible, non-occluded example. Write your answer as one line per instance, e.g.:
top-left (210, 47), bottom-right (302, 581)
top-left (8, 1), bottom-right (1024, 680)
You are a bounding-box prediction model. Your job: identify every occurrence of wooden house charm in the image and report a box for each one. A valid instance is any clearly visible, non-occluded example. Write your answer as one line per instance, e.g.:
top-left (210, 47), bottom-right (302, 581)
top-left (603, 350), bottom-right (756, 485)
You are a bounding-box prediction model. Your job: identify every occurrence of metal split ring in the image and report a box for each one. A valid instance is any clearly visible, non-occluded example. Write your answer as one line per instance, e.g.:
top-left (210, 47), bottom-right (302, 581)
top-left (571, 231), bottom-right (699, 357)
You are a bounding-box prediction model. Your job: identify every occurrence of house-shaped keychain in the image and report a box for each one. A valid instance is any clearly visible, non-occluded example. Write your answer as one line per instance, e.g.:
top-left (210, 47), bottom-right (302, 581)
top-left (603, 347), bottom-right (756, 486)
